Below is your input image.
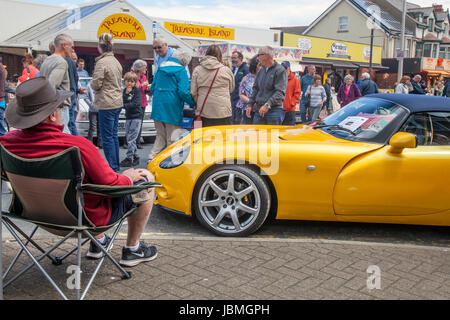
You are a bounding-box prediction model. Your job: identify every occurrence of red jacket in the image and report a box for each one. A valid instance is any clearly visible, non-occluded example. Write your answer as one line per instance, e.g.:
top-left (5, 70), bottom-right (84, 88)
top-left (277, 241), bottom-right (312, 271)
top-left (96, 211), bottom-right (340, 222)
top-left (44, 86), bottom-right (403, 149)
top-left (283, 71), bottom-right (301, 112)
top-left (138, 74), bottom-right (150, 108)
top-left (18, 65), bottom-right (39, 83)
top-left (0, 123), bottom-right (132, 226)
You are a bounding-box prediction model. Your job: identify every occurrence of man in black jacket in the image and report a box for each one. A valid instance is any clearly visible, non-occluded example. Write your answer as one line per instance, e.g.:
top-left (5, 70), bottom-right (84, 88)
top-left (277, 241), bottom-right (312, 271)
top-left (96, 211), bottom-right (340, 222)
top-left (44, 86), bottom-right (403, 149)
top-left (358, 72), bottom-right (379, 96)
top-left (410, 75), bottom-right (426, 94)
top-left (65, 51), bottom-right (86, 135)
top-left (230, 51), bottom-right (249, 124)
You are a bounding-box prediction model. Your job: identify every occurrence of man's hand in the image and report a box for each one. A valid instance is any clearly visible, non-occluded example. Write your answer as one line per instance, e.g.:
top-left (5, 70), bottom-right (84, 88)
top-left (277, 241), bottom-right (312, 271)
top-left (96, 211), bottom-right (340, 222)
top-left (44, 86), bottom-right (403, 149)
top-left (123, 168), bottom-right (154, 183)
top-left (259, 104), bottom-right (270, 117)
top-left (246, 106), bottom-right (252, 118)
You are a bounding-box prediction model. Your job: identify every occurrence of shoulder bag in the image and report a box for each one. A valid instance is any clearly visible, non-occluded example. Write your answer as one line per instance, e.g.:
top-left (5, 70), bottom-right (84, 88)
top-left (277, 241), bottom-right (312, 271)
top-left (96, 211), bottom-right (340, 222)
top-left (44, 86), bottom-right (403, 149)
top-left (194, 67), bottom-right (221, 129)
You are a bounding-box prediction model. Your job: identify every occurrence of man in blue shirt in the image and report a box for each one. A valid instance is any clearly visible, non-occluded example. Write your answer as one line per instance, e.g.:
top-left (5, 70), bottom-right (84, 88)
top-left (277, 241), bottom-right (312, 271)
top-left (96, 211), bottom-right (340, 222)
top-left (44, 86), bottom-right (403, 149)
top-left (300, 65), bottom-right (316, 123)
top-left (153, 37), bottom-right (175, 74)
top-left (77, 58), bottom-right (89, 78)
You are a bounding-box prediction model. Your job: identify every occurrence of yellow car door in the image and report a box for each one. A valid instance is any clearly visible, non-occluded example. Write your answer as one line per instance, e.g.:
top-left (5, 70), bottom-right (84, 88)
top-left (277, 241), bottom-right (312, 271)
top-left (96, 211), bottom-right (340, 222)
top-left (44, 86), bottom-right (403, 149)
top-left (334, 111), bottom-right (450, 218)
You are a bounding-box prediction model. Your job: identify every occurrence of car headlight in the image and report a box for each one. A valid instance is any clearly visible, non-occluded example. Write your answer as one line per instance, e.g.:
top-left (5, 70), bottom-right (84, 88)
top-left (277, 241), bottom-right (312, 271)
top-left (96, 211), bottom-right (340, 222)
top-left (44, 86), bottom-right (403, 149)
top-left (159, 145), bottom-right (191, 169)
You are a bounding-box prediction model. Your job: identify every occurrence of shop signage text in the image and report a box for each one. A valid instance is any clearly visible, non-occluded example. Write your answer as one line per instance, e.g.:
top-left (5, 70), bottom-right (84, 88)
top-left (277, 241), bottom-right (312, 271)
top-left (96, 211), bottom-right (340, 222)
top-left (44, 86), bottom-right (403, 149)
top-left (98, 14), bottom-right (146, 40)
top-left (328, 42), bottom-right (351, 59)
top-left (164, 22), bottom-right (235, 40)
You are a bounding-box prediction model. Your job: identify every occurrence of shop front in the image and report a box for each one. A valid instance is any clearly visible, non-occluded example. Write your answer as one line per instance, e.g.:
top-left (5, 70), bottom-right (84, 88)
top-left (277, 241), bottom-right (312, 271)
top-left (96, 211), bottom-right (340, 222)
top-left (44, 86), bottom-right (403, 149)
top-left (1, 0), bottom-right (193, 79)
top-left (421, 57), bottom-right (450, 86)
top-left (283, 33), bottom-right (385, 89)
top-left (196, 43), bottom-right (303, 78)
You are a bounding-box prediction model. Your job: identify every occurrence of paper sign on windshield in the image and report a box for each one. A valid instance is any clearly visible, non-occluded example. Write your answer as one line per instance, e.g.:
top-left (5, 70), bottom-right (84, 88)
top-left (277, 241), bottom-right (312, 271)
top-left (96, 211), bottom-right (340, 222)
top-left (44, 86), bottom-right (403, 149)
top-left (339, 116), bottom-right (368, 132)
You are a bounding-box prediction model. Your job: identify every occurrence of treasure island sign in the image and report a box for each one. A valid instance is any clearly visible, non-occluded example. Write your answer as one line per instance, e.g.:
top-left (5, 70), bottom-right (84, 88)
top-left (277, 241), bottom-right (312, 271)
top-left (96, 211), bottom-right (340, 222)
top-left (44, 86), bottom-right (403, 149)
top-left (164, 22), bottom-right (235, 40)
top-left (97, 14), bottom-right (146, 40)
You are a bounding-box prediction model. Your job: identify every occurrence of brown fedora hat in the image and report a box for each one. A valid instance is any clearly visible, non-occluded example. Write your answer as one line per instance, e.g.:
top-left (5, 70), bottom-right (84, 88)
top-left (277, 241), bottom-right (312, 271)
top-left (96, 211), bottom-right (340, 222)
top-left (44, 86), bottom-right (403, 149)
top-left (6, 77), bottom-right (73, 129)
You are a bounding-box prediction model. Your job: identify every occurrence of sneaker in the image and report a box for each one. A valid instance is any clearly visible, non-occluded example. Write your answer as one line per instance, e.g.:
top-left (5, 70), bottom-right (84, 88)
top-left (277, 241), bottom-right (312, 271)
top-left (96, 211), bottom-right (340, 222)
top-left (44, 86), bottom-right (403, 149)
top-left (120, 158), bottom-right (133, 167)
top-left (86, 235), bottom-right (112, 259)
top-left (132, 156), bottom-right (140, 166)
top-left (119, 242), bottom-right (158, 267)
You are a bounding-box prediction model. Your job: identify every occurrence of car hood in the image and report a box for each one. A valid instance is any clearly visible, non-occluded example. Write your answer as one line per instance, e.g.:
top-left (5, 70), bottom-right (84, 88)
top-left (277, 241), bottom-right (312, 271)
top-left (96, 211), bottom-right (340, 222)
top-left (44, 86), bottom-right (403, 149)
top-left (186, 124), bottom-right (362, 146)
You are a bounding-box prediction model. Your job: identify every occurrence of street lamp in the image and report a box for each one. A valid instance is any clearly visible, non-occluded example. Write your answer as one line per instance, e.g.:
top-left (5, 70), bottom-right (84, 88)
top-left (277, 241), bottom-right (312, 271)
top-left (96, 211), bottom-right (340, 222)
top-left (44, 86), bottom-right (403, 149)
top-left (397, 0), bottom-right (407, 84)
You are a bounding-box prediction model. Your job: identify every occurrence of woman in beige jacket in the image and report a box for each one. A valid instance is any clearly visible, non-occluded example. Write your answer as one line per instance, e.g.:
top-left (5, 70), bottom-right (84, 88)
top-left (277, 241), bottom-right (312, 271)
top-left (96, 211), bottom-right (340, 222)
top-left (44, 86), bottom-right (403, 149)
top-left (191, 45), bottom-right (235, 127)
top-left (91, 33), bottom-right (123, 171)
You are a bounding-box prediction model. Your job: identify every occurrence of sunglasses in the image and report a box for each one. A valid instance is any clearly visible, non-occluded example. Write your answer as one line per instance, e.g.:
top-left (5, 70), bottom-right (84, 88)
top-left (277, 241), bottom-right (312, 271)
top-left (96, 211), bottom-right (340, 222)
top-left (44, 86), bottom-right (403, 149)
top-left (154, 46), bottom-right (163, 50)
top-left (257, 53), bottom-right (267, 57)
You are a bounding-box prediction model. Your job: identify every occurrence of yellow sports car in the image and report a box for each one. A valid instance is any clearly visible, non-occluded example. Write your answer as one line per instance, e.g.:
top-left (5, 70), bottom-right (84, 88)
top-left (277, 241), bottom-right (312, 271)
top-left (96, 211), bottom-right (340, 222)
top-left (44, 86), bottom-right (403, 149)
top-left (148, 94), bottom-right (450, 236)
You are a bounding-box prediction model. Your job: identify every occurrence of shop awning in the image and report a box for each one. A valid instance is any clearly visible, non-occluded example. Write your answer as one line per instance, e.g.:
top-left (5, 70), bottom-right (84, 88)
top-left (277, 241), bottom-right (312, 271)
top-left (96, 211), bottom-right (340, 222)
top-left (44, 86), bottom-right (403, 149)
top-left (354, 62), bottom-right (389, 70)
top-left (331, 61), bottom-right (359, 69)
top-left (300, 58), bottom-right (333, 65)
top-left (422, 69), bottom-right (450, 77)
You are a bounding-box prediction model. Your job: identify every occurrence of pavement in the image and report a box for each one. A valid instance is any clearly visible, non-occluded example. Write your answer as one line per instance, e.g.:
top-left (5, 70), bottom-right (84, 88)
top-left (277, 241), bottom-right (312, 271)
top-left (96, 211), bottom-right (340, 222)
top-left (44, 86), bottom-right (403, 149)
top-left (1, 233), bottom-right (450, 300)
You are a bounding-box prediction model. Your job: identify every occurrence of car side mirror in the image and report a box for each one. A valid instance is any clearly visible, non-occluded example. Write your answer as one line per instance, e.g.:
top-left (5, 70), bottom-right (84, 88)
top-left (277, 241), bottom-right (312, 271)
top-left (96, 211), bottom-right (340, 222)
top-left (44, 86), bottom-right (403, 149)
top-left (388, 132), bottom-right (417, 154)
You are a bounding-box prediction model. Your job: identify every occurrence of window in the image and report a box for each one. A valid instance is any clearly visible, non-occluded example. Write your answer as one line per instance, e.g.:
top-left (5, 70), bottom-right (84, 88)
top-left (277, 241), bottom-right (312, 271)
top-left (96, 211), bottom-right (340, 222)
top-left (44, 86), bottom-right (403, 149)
top-left (400, 112), bottom-right (450, 146)
top-left (339, 17), bottom-right (348, 31)
top-left (415, 42), bottom-right (423, 57)
top-left (429, 18), bottom-right (434, 31)
top-left (439, 46), bottom-right (446, 59)
top-left (432, 44), bottom-right (439, 58)
top-left (406, 39), bottom-right (412, 57)
top-left (423, 43), bottom-right (432, 57)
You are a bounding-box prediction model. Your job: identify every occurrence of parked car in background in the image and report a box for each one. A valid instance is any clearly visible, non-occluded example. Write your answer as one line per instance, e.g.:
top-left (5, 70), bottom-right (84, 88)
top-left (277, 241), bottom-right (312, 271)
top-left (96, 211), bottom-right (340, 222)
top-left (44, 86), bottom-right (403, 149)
top-left (76, 77), bottom-right (156, 142)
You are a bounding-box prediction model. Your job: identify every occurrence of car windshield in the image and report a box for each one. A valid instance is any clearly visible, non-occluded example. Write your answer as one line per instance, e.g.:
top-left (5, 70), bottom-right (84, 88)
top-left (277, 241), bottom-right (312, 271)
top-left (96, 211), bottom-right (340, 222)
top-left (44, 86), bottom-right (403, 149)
top-left (314, 98), bottom-right (408, 143)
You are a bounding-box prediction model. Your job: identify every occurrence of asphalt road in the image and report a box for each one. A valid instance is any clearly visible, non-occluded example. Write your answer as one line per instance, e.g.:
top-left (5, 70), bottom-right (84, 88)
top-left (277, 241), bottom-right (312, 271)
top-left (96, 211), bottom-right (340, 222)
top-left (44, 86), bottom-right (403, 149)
top-left (1, 140), bottom-right (449, 248)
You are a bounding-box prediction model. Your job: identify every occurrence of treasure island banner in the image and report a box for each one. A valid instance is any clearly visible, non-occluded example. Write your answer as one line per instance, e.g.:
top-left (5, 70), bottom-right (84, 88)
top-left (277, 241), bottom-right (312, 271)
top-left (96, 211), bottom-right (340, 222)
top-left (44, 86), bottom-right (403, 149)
top-left (98, 13), bottom-right (146, 40)
top-left (164, 22), bottom-right (235, 40)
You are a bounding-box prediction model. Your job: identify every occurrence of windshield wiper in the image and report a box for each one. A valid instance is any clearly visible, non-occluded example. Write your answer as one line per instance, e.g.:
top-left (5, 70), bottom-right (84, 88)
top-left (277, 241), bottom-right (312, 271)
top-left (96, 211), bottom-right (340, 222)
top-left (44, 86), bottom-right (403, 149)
top-left (313, 124), bottom-right (357, 136)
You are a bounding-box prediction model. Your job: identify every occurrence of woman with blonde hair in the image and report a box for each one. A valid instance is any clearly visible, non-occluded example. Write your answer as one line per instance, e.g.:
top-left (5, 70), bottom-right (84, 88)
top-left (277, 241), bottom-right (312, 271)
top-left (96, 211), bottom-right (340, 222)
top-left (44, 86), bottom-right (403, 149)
top-left (395, 76), bottom-right (411, 94)
top-left (191, 44), bottom-right (235, 127)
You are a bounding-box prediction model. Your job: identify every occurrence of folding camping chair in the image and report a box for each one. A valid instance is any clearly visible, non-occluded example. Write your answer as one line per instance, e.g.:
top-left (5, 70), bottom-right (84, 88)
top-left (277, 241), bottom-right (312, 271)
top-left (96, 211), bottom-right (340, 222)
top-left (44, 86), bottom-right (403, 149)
top-left (0, 144), bottom-right (161, 300)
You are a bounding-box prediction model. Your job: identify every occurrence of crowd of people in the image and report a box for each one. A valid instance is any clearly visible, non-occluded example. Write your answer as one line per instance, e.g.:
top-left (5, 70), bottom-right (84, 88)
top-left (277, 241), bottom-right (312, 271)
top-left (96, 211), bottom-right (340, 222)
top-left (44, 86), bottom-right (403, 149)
top-left (1, 32), bottom-right (450, 170)
top-left (0, 31), bottom-right (449, 270)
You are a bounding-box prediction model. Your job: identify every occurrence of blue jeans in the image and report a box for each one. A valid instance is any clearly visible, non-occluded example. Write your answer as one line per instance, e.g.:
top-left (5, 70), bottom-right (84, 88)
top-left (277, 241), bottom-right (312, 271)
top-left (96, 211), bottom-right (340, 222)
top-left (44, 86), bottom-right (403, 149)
top-left (68, 95), bottom-right (79, 135)
top-left (125, 119), bottom-right (142, 160)
top-left (299, 96), bottom-right (311, 123)
top-left (99, 108), bottom-right (122, 171)
top-left (0, 106), bottom-right (7, 136)
top-left (253, 107), bottom-right (284, 125)
top-left (231, 105), bottom-right (244, 125)
top-left (282, 111), bottom-right (296, 126)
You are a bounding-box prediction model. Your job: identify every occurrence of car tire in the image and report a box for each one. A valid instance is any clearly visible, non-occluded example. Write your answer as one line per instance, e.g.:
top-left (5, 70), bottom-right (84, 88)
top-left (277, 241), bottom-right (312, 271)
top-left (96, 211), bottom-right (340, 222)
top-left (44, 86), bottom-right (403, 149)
top-left (193, 165), bottom-right (271, 237)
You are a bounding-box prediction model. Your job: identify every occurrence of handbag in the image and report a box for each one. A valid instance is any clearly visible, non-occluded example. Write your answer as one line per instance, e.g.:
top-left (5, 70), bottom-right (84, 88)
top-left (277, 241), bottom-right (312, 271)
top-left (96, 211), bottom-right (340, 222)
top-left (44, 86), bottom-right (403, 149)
top-left (194, 67), bottom-right (221, 129)
top-left (304, 85), bottom-right (311, 108)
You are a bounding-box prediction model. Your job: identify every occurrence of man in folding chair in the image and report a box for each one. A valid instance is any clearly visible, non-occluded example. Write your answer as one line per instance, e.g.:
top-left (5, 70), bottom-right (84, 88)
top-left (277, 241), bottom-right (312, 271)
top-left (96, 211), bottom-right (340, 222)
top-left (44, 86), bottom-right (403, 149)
top-left (1, 77), bottom-right (158, 268)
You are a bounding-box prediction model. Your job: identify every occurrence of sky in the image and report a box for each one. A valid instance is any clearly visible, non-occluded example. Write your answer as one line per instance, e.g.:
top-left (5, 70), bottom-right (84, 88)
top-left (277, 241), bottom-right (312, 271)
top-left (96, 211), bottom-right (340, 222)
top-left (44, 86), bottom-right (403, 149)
top-left (18, 0), bottom-right (450, 29)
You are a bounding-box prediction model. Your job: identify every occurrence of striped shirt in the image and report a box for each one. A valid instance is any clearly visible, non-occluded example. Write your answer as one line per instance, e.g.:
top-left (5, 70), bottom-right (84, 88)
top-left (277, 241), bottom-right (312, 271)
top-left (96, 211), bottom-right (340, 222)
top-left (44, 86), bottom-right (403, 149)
top-left (308, 85), bottom-right (326, 107)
